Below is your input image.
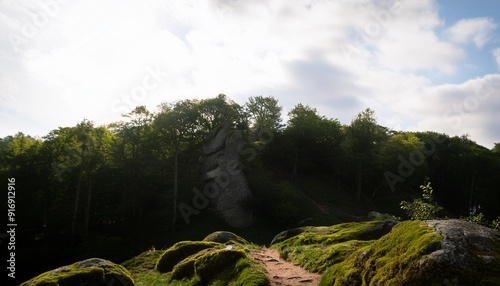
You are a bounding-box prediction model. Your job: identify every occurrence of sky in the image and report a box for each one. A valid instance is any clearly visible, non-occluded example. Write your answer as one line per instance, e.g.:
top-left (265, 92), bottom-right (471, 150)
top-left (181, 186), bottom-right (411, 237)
top-left (1, 0), bottom-right (499, 148)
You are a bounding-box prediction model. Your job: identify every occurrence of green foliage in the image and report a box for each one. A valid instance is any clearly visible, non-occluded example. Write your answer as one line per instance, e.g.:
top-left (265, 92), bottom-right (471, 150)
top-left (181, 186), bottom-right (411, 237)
top-left (492, 216), bottom-right (500, 231)
top-left (245, 95), bottom-right (283, 132)
top-left (492, 142), bottom-right (500, 154)
top-left (462, 213), bottom-right (500, 230)
top-left (463, 212), bottom-right (486, 225)
top-left (400, 180), bottom-right (443, 220)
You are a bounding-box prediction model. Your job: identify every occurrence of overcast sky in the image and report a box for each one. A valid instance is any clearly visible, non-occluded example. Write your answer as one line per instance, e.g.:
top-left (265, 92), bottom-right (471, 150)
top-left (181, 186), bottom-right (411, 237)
top-left (1, 0), bottom-right (499, 148)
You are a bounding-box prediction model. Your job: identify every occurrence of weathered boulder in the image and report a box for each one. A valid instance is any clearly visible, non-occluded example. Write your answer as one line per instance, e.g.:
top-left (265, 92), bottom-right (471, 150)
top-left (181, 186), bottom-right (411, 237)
top-left (200, 122), bottom-right (254, 228)
top-left (321, 220), bottom-right (500, 286)
top-left (203, 231), bottom-right (249, 244)
top-left (425, 219), bottom-right (500, 284)
top-left (271, 216), bottom-right (398, 245)
top-left (21, 258), bottom-right (134, 286)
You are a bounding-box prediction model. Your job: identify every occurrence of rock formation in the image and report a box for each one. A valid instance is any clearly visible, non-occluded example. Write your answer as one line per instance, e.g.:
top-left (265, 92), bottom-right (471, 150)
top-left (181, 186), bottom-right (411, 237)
top-left (200, 123), bottom-right (254, 228)
top-left (320, 219), bottom-right (500, 285)
top-left (21, 258), bottom-right (134, 286)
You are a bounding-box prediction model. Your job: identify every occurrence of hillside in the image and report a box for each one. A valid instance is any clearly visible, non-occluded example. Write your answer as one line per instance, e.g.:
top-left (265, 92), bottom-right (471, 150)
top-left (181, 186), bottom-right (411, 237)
top-left (21, 216), bottom-right (500, 285)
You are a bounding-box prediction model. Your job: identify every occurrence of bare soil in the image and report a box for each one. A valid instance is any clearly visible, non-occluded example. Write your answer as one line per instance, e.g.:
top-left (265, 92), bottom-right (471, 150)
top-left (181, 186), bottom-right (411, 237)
top-left (250, 248), bottom-right (322, 286)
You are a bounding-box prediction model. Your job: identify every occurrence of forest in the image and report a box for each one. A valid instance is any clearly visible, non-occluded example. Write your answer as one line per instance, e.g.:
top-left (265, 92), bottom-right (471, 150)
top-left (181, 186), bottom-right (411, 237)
top-left (2, 94), bottom-right (500, 282)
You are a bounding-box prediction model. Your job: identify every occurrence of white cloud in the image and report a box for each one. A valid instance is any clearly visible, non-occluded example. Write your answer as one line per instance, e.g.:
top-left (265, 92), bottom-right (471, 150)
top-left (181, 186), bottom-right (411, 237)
top-left (1, 0), bottom-right (499, 148)
top-left (444, 17), bottom-right (496, 48)
top-left (409, 74), bottom-right (500, 147)
top-left (493, 48), bottom-right (500, 69)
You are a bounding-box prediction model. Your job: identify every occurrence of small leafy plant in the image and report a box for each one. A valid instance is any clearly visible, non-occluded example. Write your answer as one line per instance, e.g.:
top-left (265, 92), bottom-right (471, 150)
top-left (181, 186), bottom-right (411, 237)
top-left (490, 216), bottom-right (500, 231)
top-left (400, 180), bottom-right (443, 220)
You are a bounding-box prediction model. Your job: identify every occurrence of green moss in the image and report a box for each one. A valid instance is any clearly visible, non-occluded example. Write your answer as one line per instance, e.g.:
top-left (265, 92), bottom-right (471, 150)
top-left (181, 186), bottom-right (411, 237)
top-left (122, 249), bottom-right (163, 275)
top-left (272, 217), bottom-right (397, 273)
top-left (22, 267), bottom-right (105, 286)
top-left (133, 271), bottom-right (172, 286)
top-left (134, 271), bottom-right (201, 286)
top-left (155, 241), bottom-right (222, 273)
top-left (273, 216), bottom-right (397, 246)
top-left (228, 258), bottom-right (269, 286)
top-left (152, 238), bottom-right (269, 286)
top-left (170, 248), bottom-right (216, 280)
top-left (195, 249), bottom-right (247, 282)
top-left (21, 259), bottom-right (134, 286)
top-left (320, 220), bottom-right (443, 286)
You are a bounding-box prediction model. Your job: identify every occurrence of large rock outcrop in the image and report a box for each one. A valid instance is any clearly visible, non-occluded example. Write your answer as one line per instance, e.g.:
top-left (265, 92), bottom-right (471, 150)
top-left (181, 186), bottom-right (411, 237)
top-left (320, 219), bottom-right (500, 286)
top-left (200, 123), bottom-right (254, 228)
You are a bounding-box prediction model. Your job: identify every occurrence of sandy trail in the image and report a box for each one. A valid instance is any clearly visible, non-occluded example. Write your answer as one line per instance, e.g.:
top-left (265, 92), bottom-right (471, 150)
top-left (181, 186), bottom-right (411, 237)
top-left (250, 248), bottom-right (322, 286)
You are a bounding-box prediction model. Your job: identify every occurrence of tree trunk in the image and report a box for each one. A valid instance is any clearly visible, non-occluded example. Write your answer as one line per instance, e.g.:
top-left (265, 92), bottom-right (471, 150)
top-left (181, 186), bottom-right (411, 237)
top-left (172, 150), bottom-right (178, 233)
top-left (356, 161), bottom-right (362, 201)
top-left (83, 177), bottom-right (92, 241)
top-left (293, 149), bottom-right (299, 175)
top-left (72, 166), bottom-right (84, 244)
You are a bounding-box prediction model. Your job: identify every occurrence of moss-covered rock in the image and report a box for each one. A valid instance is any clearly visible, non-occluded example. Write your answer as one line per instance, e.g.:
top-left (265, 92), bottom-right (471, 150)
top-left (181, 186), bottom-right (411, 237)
top-left (21, 258), bottom-right (134, 286)
top-left (320, 220), bottom-right (500, 286)
top-left (195, 249), bottom-right (246, 282)
top-left (151, 237), bottom-right (269, 285)
top-left (155, 241), bottom-right (222, 273)
top-left (271, 217), bottom-right (398, 273)
top-left (121, 249), bottom-right (163, 276)
top-left (271, 216), bottom-right (398, 245)
top-left (203, 231), bottom-right (249, 244)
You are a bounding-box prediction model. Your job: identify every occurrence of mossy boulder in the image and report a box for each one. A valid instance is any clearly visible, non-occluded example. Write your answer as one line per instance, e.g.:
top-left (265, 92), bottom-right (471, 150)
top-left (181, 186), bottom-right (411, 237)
top-left (121, 249), bottom-right (163, 275)
top-left (155, 241), bottom-right (222, 273)
top-left (195, 249), bottom-right (247, 282)
top-left (271, 217), bottom-right (398, 273)
top-left (320, 220), bottom-right (500, 286)
top-left (152, 237), bottom-right (268, 285)
top-left (424, 219), bottom-right (500, 285)
top-left (203, 231), bottom-right (249, 244)
top-left (271, 216), bottom-right (398, 245)
top-left (21, 258), bottom-right (134, 286)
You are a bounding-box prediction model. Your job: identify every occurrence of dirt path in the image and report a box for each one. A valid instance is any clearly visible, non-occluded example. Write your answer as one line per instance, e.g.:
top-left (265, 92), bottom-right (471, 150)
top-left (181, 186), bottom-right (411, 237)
top-left (250, 248), bottom-right (322, 286)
